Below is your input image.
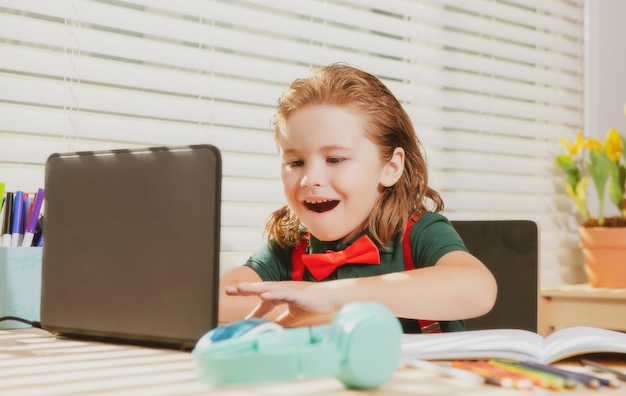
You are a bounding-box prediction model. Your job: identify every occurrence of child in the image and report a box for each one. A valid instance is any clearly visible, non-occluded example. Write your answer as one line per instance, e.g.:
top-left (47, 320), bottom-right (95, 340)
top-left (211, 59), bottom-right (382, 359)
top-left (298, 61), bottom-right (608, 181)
top-left (219, 63), bottom-right (497, 333)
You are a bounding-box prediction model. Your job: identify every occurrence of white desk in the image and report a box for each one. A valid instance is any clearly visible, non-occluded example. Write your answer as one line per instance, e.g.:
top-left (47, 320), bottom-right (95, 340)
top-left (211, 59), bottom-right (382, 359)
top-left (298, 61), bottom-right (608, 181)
top-left (1, 327), bottom-right (624, 395)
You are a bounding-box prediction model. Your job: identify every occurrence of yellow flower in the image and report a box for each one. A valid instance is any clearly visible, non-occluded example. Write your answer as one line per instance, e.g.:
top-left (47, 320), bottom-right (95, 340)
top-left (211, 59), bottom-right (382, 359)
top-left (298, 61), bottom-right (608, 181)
top-left (556, 118), bottom-right (626, 226)
top-left (583, 138), bottom-right (603, 152)
top-left (605, 128), bottom-right (623, 162)
top-left (559, 131), bottom-right (584, 155)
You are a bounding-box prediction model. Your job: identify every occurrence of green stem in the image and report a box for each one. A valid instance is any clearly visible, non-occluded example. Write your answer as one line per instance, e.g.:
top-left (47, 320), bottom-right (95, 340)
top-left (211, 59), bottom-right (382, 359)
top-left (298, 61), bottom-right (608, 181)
top-left (598, 199), bottom-right (605, 226)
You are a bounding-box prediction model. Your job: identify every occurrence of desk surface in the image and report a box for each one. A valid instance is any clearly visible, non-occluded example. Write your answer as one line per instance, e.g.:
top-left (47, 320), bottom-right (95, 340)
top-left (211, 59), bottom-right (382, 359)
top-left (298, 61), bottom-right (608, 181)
top-left (540, 284), bottom-right (626, 335)
top-left (1, 327), bottom-right (624, 395)
top-left (541, 284), bottom-right (626, 298)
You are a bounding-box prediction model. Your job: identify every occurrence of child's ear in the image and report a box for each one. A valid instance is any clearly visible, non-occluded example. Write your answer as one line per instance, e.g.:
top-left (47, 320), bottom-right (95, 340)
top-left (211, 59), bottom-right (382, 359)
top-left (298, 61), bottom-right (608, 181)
top-left (380, 147), bottom-right (404, 187)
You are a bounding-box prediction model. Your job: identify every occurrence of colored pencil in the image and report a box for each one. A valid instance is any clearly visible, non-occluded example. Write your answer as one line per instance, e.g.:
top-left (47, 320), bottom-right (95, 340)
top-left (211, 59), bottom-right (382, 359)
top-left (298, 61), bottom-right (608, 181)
top-left (408, 359), bottom-right (484, 385)
top-left (517, 360), bottom-right (606, 389)
top-left (466, 360), bottom-right (545, 389)
top-left (487, 359), bottom-right (568, 390)
top-left (452, 360), bottom-right (532, 390)
top-left (580, 359), bottom-right (625, 386)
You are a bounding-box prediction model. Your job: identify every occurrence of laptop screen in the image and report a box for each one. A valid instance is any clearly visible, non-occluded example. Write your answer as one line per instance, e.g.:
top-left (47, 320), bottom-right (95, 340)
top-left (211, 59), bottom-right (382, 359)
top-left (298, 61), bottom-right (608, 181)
top-left (41, 145), bottom-right (221, 350)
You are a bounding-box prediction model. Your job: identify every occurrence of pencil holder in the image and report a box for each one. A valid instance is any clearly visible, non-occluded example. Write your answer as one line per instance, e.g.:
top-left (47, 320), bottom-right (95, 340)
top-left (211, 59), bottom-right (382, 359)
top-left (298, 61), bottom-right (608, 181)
top-left (0, 247), bottom-right (42, 329)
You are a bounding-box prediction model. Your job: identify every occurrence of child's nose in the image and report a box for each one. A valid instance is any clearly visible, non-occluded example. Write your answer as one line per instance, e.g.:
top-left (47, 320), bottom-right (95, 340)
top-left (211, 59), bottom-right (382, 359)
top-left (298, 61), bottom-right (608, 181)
top-left (300, 164), bottom-right (323, 187)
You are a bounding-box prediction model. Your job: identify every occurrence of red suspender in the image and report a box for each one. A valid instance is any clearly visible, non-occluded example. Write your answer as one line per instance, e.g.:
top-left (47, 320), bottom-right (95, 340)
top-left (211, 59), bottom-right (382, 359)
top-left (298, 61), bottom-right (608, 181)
top-left (291, 241), bottom-right (307, 281)
top-left (290, 215), bottom-right (440, 333)
top-left (403, 215), bottom-right (441, 333)
top-left (403, 215), bottom-right (419, 271)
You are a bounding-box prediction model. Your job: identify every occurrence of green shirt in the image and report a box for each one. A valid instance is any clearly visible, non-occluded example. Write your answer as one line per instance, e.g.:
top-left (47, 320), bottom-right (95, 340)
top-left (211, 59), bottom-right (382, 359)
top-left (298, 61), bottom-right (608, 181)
top-left (244, 212), bottom-right (466, 332)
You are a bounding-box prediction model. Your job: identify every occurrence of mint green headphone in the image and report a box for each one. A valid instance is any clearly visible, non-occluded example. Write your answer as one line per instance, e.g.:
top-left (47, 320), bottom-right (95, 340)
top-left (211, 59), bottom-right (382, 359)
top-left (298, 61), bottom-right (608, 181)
top-left (192, 302), bottom-right (402, 389)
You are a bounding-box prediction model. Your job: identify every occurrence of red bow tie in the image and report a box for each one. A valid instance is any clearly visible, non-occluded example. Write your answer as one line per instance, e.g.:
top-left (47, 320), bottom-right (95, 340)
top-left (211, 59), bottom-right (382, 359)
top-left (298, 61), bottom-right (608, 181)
top-left (301, 235), bottom-right (381, 281)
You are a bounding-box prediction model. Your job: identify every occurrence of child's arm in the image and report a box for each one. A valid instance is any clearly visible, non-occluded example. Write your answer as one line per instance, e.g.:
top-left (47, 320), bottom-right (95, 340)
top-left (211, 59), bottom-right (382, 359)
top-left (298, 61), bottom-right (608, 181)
top-left (226, 250), bottom-right (497, 327)
top-left (219, 265), bottom-right (335, 326)
top-left (218, 266), bottom-right (265, 324)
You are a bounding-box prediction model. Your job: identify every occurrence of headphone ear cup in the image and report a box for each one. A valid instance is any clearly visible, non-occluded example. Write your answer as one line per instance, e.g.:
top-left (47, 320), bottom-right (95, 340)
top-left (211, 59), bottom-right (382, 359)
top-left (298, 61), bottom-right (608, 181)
top-left (328, 302), bottom-right (402, 389)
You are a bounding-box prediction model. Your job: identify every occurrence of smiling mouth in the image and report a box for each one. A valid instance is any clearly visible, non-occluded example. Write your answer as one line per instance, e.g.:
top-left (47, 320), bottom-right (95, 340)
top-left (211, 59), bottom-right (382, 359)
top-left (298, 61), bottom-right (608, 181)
top-left (304, 199), bottom-right (339, 213)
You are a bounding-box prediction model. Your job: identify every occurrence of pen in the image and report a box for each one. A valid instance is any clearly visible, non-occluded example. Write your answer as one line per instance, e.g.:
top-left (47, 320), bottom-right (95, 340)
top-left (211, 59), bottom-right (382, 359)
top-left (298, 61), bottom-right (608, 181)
top-left (1, 192), bottom-right (13, 247)
top-left (11, 191), bottom-right (24, 247)
top-left (21, 188), bottom-right (44, 247)
top-left (408, 359), bottom-right (484, 384)
top-left (581, 359), bottom-right (626, 384)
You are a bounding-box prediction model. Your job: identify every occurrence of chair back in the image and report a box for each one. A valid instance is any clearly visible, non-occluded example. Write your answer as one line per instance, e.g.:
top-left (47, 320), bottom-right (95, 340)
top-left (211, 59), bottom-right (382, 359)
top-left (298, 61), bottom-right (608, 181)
top-left (451, 220), bottom-right (539, 332)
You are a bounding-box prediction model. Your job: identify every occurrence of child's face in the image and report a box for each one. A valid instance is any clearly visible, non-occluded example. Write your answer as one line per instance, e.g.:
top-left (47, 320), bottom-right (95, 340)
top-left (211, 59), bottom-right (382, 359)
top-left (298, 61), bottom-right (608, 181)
top-left (277, 105), bottom-right (401, 243)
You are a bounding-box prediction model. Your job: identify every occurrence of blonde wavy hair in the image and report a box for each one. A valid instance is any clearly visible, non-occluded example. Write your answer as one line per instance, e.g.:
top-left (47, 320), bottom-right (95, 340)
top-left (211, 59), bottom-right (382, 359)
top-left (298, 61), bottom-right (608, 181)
top-left (266, 63), bottom-right (443, 248)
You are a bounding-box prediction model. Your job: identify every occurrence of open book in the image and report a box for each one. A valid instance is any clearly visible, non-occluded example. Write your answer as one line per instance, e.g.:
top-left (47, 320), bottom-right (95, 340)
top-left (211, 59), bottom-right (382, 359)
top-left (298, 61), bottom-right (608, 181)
top-left (401, 326), bottom-right (626, 364)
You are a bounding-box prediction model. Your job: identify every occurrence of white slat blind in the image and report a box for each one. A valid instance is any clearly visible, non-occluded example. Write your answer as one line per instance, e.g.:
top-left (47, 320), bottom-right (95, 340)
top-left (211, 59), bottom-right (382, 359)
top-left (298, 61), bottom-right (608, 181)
top-left (0, 0), bottom-right (584, 284)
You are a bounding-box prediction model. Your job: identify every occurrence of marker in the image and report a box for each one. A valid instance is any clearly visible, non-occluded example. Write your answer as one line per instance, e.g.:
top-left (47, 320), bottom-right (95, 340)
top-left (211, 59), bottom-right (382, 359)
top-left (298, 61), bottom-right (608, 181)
top-left (0, 182), bottom-right (4, 211)
top-left (21, 188), bottom-right (45, 247)
top-left (1, 192), bottom-right (13, 247)
top-left (24, 194), bottom-right (32, 230)
top-left (11, 191), bottom-right (24, 247)
top-left (0, 194), bottom-right (5, 238)
top-left (32, 215), bottom-right (44, 247)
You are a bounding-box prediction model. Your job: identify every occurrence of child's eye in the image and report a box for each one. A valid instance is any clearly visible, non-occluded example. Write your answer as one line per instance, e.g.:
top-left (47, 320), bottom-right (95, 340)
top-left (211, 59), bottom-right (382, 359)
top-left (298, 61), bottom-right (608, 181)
top-left (287, 159), bottom-right (304, 168)
top-left (327, 157), bottom-right (344, 164)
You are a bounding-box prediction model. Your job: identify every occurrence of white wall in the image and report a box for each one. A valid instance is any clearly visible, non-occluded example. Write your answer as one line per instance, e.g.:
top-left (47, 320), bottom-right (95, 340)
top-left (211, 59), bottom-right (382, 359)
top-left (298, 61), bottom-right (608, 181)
top-left (577, 0), bottom-right (626, 227)
top-left (585, 0), bottom-right (626, 136)
top-left (558, 0), bottom-right (626, 286)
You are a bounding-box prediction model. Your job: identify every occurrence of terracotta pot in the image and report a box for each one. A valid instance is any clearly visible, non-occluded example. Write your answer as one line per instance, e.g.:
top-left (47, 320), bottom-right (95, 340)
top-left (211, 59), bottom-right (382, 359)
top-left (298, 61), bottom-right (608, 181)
top-left (578, 227), bottom-right (626, 288)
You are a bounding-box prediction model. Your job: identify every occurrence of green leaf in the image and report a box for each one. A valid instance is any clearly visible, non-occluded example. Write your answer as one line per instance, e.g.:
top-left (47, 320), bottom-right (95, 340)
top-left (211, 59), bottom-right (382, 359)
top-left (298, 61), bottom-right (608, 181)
top-left (609, 164), bottom-right (626, 211)
top-left (588, 149), bottom-right (613, 225)
top-left (569, 177), bottom-right (590, 220)
top-left (555, 154), bottom-right (581, 190)
top-left (587, 149), bottom-right (611, 195)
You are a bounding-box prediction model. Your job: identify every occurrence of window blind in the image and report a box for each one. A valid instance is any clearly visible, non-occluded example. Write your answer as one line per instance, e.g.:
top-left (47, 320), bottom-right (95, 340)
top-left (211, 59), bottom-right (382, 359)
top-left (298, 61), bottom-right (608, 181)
top-left (0, 0), bottom-right (584, 284)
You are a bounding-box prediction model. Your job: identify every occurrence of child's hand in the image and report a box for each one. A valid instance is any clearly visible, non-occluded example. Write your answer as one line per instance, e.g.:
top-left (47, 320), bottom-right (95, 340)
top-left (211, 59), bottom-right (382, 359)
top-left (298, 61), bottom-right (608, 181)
top-left (225, 282), bottom-right (336, 327)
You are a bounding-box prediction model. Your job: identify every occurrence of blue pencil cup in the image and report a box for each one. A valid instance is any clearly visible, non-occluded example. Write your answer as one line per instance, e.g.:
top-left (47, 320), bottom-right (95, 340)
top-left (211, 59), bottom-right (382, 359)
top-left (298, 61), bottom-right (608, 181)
top-left (0, 247), bottom-right (42, 329)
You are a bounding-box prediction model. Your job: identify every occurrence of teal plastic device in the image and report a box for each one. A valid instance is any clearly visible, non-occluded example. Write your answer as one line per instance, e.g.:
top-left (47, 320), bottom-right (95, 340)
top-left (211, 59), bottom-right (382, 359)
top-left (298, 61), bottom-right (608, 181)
top-left (192, 302), bottom-right (402, 389)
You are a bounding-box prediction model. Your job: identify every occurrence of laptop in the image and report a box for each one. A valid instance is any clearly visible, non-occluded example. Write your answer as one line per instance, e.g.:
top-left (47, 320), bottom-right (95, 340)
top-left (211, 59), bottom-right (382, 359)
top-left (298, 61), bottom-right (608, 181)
top-left (41, 144), bottom-right (221, 350)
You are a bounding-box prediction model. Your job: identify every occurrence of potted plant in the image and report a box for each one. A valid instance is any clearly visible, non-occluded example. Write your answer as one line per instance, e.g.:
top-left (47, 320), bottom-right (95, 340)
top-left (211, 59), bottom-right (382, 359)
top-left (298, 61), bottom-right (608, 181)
top-left (555, 107), bottom-right (626, 288)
